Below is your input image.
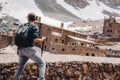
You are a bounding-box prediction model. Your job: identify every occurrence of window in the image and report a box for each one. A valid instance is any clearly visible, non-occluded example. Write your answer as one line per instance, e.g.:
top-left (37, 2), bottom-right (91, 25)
top-left (81, 43), bottom-right (84, 46)
top-left (74, 43), bottom-right (77, 45)
top-left (62, 48), bottom-right (65, 51)
top-left (109, 24), bottom-right (112, 27)
top-left (86, 53), bottom-right (89, 56)
top-left (48, 28), bottom-right (50, 31)
top-left (92, 54), bottom-right (95, 56)
top-left (110, 30), bottom-right (112, 32)
top-left (72, 48), bottom-right (75, 51)
top-left (55, 39), bottom-right (57, 42)
top-left (62, 40), bottom-right (64, 44)
top-left (52, 48), bottom-right (55, 50)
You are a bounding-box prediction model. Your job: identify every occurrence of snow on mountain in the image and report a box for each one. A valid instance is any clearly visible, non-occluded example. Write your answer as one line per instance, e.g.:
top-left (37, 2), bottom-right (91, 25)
top-left (0, 0), bottom-right (120, 33)
top-left (1, 0), bottom-right (120, 23)
top-left (0, 0), bottom-right (43, 23)
top-left (57, 0), bottom-right (120, 20)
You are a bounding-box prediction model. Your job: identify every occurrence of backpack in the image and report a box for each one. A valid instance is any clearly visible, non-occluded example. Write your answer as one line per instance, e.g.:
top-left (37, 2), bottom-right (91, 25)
top-left (15, 23), bottom-right (32, 47)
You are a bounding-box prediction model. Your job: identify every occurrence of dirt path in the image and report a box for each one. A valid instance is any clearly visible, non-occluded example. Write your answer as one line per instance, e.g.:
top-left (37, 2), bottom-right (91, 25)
top-left (0, 46), bottom-right (120, 64)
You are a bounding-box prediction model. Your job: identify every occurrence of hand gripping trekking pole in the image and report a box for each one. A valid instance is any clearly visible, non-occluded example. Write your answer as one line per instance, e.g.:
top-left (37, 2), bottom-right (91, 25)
top-left (41, 41), bottom-right (44, 57)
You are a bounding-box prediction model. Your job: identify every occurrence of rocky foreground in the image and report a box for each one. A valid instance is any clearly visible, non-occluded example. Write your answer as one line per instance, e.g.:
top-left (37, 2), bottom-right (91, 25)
top-left (0, 61), bottom-right (120, 80)
top-left (0, 46), bottom-right (120, 80)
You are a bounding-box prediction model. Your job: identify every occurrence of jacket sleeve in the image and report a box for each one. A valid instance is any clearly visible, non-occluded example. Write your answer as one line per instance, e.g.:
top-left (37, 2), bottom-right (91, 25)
top-left (33, 25), bottom-right (39, 39)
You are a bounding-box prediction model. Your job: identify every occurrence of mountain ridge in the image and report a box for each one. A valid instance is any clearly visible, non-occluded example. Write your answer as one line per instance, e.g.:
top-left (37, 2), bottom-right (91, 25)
top-left (64, 0), bottom-right (120, 18)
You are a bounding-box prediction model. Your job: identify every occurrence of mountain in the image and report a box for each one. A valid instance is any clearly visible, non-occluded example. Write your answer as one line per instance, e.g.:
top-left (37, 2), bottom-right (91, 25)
top-left (34, 0), bottom-right (120, 21)
top-left (0, 0), bottom-right (120, 32)
top-left (62, 0), bottom-right (120, 20)
top-left (0, 15), bottom-right (21, 32)
top-left (1, 0), bottom-right (120, 22)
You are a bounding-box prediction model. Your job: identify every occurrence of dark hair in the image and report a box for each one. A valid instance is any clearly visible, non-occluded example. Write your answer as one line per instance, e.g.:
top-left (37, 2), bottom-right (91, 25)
top-left (27, 12), bottom-right (36, 21)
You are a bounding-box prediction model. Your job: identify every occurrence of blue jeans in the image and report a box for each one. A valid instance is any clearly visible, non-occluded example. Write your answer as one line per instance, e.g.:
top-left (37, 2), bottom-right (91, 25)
top-left (13, 47), bottom-right (46, 80)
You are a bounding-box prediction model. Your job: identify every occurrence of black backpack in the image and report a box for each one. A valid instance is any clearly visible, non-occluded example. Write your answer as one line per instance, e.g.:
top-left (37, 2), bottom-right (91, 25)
top-left (15, 23), bottom-right (32, 47)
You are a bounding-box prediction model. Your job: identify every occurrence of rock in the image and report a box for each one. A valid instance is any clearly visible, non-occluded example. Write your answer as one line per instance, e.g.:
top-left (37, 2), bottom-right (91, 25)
top-left (24, 63), bottom-right (31, 72)
top-left (31, 64), bottom-right (38, 71)
top-left (74, 71), bottom-right (81, 77)
top-left (65, 67), bottom-right (75, 77)
top-left (1, 68), bottom-right (11, 74)
top-left (49, 71), bottom-right (57, 77)
top-left (57, 68), bottom-right (64, 77)
top-left (82, 63), bottom-right (89, 74)
top-left (55, 61), bottom-right (63, 68)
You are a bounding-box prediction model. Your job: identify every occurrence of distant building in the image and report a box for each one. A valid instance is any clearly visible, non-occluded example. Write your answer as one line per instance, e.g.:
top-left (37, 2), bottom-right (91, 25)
top-left (37, 22), bottom-right (106, 57)
top-left (103, 16), bottom-right (120, 39)
top-left (0, 32), bottom-right (13, 48)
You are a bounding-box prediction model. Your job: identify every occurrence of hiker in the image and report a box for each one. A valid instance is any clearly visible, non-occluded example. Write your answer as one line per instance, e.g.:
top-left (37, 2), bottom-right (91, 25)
top-left (13, 12), bottom-right (46, 80)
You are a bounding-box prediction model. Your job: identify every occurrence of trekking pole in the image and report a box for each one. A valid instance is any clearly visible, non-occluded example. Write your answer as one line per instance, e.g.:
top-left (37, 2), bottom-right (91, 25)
top-left (41, 41), bottom-right (44, 57)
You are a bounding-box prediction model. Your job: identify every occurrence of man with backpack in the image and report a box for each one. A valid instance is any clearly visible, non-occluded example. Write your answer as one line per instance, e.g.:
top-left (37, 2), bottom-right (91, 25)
top-left (13, 12), bottom-right (46, 80)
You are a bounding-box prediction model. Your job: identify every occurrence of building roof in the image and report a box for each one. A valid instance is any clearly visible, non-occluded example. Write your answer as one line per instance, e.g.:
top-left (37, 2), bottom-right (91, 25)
top-left (40, 22), bottom-right (88, 36)
top-left (67, 35), bottom-right (96, 44)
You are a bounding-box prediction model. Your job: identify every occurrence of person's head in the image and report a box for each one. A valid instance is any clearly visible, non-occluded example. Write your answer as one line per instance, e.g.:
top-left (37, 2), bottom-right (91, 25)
top-left (27, 12), bottom-right (36, 22)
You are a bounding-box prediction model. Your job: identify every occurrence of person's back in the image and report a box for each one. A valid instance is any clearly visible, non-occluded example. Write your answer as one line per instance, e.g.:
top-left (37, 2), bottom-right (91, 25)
top-left (15, 22), bottom-right (39, 48)
top-left (13, 12), bottom-right (46, 80)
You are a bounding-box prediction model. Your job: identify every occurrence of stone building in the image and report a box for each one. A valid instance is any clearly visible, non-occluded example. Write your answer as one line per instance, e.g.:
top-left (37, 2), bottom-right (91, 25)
top-left (37, 22), bottom-right (106, 57)
top-left (0, 32), bottom-right (13, 48)
top-left (103, 16), bottom-right (120, 39)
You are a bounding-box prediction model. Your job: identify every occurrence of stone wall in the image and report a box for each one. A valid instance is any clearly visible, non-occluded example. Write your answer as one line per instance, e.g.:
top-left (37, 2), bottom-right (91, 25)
top-left (0, 35), bottom-right (12, 49)
top-left (49, 44), bottom-right (106, 56)
top-left (39, 23), bottom-right (87, 46)
top-left (0, 61), bottom-right (120, 80)
top-left (38, 23), bottom-right (105, 57)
